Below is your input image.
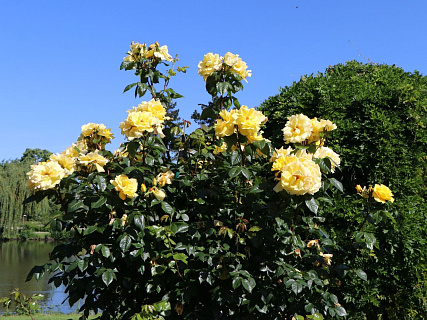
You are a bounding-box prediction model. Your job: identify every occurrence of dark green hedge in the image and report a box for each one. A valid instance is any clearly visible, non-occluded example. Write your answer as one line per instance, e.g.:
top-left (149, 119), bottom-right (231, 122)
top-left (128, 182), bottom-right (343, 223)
top-left (260, 60), bottom-right (427, 319)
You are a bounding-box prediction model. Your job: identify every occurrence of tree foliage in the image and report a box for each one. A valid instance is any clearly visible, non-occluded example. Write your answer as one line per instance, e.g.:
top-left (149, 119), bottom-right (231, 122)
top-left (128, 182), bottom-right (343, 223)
top-left (0, 150), bottom-right (54, 239)
top-left (259, 60), bottom-right (427, 318)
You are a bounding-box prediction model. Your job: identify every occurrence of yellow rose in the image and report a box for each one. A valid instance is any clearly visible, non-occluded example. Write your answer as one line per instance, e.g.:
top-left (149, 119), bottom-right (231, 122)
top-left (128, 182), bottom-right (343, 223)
top-left (273, 157), bottom-right (321, 195)
top-left (153, 45), bottom-right (173, 62)
top-left (131, 99), bottom-right (169, 121)
top-left (308, 118), bottom-right (337, 143)
top-left (372, 184), bottom-right (394, 203)
top-left (50, 152), bottom-right (76, 175)
top-left (198, 53), bottom-right (222, 81)
top-left (110, 174), bottom-right (138, 200)
top-left (214, 141), bottom-right (228, 154)
top-left (79, 123), bottom-right (114, 148)
top-left (313, 146), bottom-right (340, 173)
top-left (27, 161), bottom-right (65, 191)
top-left (120, 110), bottom-right (160, 140)
top-left (235, 105), bottom-right (267, 138)
top-left (214, 109), bottom-right (238, 138)
top-left (282, 114), bottom-right (313, 144)
top-left (123, 41), bottom-right (146, 64)
top-left (78, 150), bottom-right (109, 173)
top-left (223, 52), bottom-right (252, 82)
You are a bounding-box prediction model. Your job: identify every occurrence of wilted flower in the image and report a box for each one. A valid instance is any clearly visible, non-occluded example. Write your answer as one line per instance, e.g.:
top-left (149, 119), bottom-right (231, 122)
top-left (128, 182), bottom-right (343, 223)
top-left (150, 186), bottom-right (166, 201)
top-left (27, 161), bottom-right (65, 191)
top-left (110, 174), bottom-right (138, 200)
top-left (156, 171), bottom-right (174, 187)
top-left (372, 184), bottom-right (394, 203)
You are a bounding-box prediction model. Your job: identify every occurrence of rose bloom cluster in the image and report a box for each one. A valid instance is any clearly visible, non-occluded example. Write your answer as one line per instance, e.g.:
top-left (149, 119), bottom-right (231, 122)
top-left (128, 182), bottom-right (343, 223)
top-left (120, 99), bottom-right (169, 140)
top-left (198, 52), bottom-right (252, 82)
top-left (271, 114), bottom-right (340, 196)
top-left (123, 41), bottom-right (173, 64)
top-left (282, 114), bottom-right (337, 145)
top-left (27, 123), bottom-right (113, 192)
top-left (214, 105), bottom-right (267, 143)
top-left (78, 123), bottom-right (114, 150)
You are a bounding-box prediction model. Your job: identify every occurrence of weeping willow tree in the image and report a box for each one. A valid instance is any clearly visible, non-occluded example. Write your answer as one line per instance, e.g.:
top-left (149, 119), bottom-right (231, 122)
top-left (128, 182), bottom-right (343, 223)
top-left (0, 149), bottom-right (54, 239)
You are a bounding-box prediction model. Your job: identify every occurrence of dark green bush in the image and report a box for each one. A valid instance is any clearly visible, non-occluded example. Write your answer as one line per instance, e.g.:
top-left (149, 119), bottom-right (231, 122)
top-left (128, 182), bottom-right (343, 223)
top-left (260, 60), bottom-right (427, 319)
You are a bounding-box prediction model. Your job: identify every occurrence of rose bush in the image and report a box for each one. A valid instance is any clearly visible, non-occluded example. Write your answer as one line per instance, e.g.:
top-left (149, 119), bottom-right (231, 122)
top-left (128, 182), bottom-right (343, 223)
top-left (26, 43), bottom-right (394, 320)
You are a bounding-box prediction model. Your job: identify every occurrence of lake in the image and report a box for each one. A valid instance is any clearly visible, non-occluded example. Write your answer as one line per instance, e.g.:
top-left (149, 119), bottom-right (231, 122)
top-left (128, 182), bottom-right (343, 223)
top-left (0, 240), bottom-right (79, 314)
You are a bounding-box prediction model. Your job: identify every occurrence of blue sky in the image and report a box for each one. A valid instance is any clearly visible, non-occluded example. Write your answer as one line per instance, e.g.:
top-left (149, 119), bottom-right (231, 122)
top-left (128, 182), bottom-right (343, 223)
top-left (1, 1), bottom-right (426, 161)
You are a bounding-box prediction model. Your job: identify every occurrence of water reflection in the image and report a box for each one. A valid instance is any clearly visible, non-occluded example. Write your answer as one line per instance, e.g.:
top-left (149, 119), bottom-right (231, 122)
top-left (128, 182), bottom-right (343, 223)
top-left (0, 241), bottom-right (78, 314)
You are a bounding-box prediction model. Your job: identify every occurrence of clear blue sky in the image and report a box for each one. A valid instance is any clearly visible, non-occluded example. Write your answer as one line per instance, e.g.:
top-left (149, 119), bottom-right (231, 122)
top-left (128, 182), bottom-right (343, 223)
top-left (1, 1), bottom-right (426, 161)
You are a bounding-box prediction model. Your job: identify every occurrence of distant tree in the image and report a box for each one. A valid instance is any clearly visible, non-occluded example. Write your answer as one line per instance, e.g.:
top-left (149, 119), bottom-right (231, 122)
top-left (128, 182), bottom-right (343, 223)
top-left (0, 150), bottom-right (56, 239)
top-left (20, 148), bottom-right (52, 163)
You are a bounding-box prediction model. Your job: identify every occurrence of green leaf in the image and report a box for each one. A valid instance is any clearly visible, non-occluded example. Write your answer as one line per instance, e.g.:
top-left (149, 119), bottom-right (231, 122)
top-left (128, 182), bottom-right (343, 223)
top-left (91, 196), bottom-right (106, 209)
top-left (161, 202), bottom-right (174, 214)
top-left (133, 215), bottom-right (145, 231)
top-left (232, 277), bottom-right (242, 289)
top-left (171, 222), bottom-right (189, 234)
top-left (355, 269), bottom-right (367, 281)
top-left (228, 167), bottom-right (241, 178)
top-left (101, 245), bottom-right (110, 258)
top-left (335, 306), bottom-right (347, 316)
top-left (68, 200), bottom-right (87, 213)
top-left (137, 82), bottom-right (147, 97)
top-left (305, 197), bottom-right (319, 214)
top-left (240, 167), bottom-right (251, 180)
top-left (173, 253), bottom-right (188, 264)
top-left (329, 178), bottom-right (343, 193)
top-left (84, 225), bottom-right (97, 235)
top-left (119, 234), bottom-right (132, 252)
top-left (102, 269), bottom-right (115, 286)
top-left (231, 151), bottom-right (242, 166)
top-left (94, 175), bottom-right (107, 191)
top-left (242, 276), bottom-right (256, 293)
top-left (123, 82), bottom-right (137, 93)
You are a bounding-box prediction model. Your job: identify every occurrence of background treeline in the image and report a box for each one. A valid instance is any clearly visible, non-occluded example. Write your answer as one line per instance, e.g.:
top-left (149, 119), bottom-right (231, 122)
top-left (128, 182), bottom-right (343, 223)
top-left (0, 148), bottom-right (58, 240)
top-left (260, 60), bottom-right (427, 319)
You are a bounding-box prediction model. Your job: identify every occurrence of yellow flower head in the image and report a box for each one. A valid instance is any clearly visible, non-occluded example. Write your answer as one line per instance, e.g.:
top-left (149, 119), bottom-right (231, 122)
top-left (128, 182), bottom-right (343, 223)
top-left (120, 110), bottom-right (163, 140)
top-left (130, 99), bottom-right (169, 121)
top-left (235, 105), bottom-right (267, 138)
top-left (223, 52), bottom-right (252, 82)
top-left (78, 123), bottom-right (114, 149)
top-left (308, 118), bottom-right (337, 143)
top-left (110, 174), bottom-right (138, 200)
top-left (27, 161), bottom-right (65, 191)
top-left (313, 146), bottom-right (341, 173)
top-left (372, 184), bottom-right (394, 203)
top-left (214, 141), bottom-right (228, 154)
top-left (198, 53), bottom-right (222, 81)
top-left (214, 109), bottom-right (238, 138)
top-left (78, 150), bottom-right (109, 173)
top-left (282, 114), bottom-right (313, 144)
top-left (273, 157), bottom-right (321, 195)
top-left (123, 41), bottom-right (147, 64)
top-left (50, 152), bottom-right (76, 175)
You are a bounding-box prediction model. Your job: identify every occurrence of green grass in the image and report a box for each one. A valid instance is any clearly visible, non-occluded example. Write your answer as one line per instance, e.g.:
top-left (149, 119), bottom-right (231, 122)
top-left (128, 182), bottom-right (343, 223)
top-left (0, 314), bottom-right (95, 320)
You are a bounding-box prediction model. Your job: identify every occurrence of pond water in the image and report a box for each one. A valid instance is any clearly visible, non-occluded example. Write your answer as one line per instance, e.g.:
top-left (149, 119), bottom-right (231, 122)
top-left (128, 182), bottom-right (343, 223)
top-left (0, 240), bottom-right (80, 314)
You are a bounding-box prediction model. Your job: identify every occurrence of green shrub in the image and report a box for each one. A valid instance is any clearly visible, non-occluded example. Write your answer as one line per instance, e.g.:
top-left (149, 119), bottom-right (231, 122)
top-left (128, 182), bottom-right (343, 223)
top-left (260, 61), bottom-right (427, 319)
